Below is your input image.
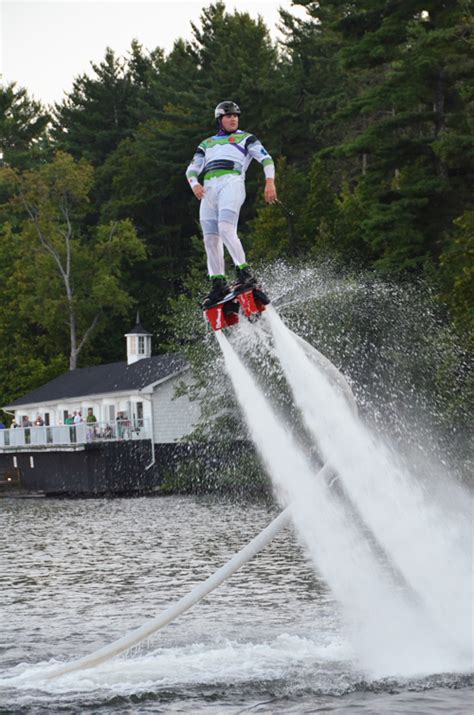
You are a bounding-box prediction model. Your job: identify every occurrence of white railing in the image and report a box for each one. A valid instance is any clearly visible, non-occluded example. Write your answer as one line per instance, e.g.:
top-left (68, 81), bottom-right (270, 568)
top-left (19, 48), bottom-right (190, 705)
top-left (0, 419), bottom-right (151, 449)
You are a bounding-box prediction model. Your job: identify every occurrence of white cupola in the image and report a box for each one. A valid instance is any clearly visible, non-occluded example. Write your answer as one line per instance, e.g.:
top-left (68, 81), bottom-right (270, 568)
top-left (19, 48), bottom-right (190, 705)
top-left (125, 312), bottom-right (152, 365)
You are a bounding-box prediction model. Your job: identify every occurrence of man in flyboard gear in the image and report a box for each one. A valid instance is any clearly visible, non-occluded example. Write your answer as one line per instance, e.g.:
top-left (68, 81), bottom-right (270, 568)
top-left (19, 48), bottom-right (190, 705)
top-left (185, 101), bottom-right (277, 308)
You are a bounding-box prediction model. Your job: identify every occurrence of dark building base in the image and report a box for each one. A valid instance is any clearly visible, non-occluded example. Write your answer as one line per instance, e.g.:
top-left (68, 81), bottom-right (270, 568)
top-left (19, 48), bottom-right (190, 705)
top-left (0, 441), bottom-right (159, 497)
top-left (0, 441), bottom-right (267, 498)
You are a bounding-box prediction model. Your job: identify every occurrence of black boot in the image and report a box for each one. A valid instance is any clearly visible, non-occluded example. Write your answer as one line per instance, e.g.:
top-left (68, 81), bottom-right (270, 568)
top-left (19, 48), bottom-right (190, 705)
top-left (234, 264), bottom-right (257, 289)
top-left (202, 276), bottom-right (230, 308)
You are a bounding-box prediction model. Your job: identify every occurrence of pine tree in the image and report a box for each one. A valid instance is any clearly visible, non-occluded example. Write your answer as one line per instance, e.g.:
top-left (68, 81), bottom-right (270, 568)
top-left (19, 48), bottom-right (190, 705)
top-left (52, 48), bottom-right (140, 165)
top-left (315, 0), bottom-right (474, 272)
top-left (439, 209), bottom-right (474, 345)
top-left (0, 82), bottom-right (50, 168)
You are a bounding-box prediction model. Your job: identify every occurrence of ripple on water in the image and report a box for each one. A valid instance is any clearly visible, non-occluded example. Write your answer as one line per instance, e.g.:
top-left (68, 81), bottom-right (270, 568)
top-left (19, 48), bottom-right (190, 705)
top-left (0, 496), bottom-right (472, 713)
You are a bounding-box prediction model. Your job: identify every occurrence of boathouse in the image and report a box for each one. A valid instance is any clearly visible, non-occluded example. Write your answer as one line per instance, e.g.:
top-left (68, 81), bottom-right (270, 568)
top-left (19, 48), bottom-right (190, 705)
top-left (0, 317), bottom-right (201, 495)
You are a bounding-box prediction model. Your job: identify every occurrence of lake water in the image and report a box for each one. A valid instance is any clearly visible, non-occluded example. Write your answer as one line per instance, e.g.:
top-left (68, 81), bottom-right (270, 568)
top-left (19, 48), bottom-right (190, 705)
top-left (0, 496), bottom-right (472, 713)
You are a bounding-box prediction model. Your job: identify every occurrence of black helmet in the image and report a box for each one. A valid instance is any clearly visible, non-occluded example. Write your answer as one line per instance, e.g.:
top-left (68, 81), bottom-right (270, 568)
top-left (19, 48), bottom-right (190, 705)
top-left (214, 101), bottom-right (241, 121)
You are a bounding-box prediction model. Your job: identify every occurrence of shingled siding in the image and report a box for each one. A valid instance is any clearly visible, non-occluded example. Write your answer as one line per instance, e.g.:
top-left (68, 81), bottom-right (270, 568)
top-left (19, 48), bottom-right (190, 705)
top-left (152, 374), bottom-right (201, 443)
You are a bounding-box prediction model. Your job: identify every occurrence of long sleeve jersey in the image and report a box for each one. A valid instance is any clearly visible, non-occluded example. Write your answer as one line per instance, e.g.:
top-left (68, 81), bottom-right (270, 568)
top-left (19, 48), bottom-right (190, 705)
top-left (186, 129), bottom-right (275, 188)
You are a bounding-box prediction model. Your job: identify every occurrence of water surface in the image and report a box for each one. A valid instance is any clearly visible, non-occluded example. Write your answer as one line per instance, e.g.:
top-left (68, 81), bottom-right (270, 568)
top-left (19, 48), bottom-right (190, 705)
top-left (0, 497), bottom-right (471, 713)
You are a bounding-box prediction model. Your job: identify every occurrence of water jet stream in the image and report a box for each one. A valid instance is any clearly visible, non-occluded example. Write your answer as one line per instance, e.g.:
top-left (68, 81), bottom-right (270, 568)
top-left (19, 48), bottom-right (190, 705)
top-left (216, 328), bottom-right (457, 676)
top-left (265, 306), bottom-right (472, 668)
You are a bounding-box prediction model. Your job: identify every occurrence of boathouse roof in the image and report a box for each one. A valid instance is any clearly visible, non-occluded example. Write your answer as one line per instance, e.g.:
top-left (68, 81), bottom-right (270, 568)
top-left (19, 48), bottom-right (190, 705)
top-left (5, 354), bottom-right (187, 408)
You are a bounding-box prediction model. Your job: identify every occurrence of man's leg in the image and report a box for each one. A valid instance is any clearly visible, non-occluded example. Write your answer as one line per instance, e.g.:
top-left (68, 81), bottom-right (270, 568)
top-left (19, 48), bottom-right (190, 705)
top-left (200, 188), bottom-right (225, 277)
top-left (218, 219), bottom-right (246, 267)
top-left (217, 179), bottom-right (247, 267)
top-left (200, 192), bottom-right (230, 306)
top-left (203, 231), bottom-right (225, 277)
top-left (218, 180), bottom-right (257, 287)
top-left (200, 226), bottom-right (230, 307)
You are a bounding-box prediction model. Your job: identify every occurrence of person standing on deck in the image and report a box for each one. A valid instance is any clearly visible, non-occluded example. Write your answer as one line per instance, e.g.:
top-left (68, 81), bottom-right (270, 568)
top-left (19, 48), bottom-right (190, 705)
top-left (185, 101), bottom-right (277, 307)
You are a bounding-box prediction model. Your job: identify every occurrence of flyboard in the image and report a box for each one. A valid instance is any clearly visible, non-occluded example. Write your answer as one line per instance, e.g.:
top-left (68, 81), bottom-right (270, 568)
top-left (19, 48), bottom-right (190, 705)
top-left (203, 282), bottom-right (270, 331)
top-left (46, 290), bottom-right (357, 680)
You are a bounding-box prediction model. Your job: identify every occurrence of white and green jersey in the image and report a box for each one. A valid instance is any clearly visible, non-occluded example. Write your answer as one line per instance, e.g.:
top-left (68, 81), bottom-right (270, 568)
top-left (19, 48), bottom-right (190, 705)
top-left (186, 129), bottom-right (275, 187)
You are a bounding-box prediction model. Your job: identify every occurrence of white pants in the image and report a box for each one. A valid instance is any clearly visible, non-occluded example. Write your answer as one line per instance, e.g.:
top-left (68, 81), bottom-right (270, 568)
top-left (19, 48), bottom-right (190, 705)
top-left (200, 175), bottom-right (247, 277)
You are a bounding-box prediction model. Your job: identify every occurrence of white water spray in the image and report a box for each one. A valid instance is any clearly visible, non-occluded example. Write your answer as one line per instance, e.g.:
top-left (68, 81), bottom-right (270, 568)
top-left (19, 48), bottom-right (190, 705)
top-left (264, 306), bottom-right (472, 671)
top-left (216, 330), bottom-right (455, 676)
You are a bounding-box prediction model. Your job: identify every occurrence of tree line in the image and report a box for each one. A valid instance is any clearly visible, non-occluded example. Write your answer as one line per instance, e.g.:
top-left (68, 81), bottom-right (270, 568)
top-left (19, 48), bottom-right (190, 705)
top-left (0, 0), bottom-right (472, 415)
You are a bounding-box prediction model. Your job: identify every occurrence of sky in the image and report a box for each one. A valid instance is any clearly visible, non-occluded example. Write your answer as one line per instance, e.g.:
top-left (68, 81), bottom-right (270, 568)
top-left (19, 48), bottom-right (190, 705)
top-left (1, 0), bottom-right (308, 106)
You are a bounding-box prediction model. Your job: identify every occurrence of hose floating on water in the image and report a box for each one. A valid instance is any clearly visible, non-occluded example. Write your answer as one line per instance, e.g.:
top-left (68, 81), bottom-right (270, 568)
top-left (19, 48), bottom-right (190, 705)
top-left (47, 328), bottom-right (356, 679)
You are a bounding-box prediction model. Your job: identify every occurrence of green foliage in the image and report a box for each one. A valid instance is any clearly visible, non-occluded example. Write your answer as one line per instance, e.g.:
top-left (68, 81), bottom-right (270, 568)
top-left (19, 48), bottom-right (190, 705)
top-left (52, 48), bottom-right (142, 165)
top-left (439, 210), bottom-right (474, 345)
top-left (0, 1), bottom-right (472, 438)
top-left (191, 2), bottom-right (278, 117)
top-left (250, 158), bottom-right (308, 260)
top-left (158, 442), bottom-right (269, 497)
top-left (315, 0), bottom-right (474, 276)
top-left (0, 81), bottom-right (50, 168)
top-left (0, 151), bottom-right (146, 383)
top-left (0, 217), bottom-right (69, 416)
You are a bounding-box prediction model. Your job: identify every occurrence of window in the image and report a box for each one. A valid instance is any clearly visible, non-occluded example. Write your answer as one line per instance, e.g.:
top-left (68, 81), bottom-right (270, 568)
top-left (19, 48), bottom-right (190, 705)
top-left (129, 336), bottom-right (137, 353)
top-left (44, 413), bottom-right (50, 426)
top-left (138, 336), bottom-right (145, 354)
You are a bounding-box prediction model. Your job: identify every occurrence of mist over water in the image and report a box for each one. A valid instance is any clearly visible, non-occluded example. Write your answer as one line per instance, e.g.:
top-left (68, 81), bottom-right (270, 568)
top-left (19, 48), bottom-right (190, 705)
top-left (261, 261), bottom-right (472, 466)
